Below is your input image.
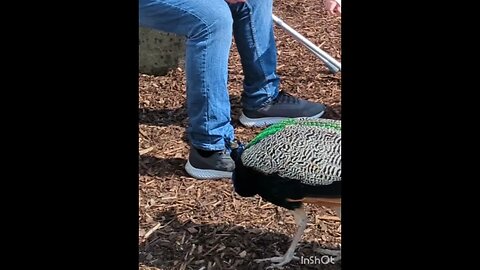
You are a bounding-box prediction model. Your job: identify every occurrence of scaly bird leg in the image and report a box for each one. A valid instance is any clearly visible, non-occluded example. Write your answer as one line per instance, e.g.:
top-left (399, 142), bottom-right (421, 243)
top-left (255, 206), bottom-right (308, 269)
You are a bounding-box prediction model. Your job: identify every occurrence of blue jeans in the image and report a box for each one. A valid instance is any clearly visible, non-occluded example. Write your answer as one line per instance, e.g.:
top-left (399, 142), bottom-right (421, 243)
top-left (139, 0), bottom-right (279, 151)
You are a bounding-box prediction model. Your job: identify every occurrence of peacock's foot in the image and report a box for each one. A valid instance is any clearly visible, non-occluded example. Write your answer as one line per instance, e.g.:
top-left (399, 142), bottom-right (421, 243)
top-left (316, 248), bottom-right (341, 263)
top-left (254, 251), bottom-right (299, 269)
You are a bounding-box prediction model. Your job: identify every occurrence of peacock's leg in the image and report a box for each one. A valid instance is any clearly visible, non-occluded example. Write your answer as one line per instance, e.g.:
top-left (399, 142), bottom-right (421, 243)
top-left (254, 207), bottom-right (307, 269)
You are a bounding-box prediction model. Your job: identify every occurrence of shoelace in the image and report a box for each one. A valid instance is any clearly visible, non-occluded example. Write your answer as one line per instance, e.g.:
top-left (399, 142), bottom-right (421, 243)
top-left (272, 91), bottom-right (300, 104)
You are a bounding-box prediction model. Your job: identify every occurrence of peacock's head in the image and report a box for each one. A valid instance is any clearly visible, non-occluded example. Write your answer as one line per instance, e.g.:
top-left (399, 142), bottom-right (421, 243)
top-left (229, 139), bottom-right (245, 162)
top-left (227, 140), bottom-right (257, 197)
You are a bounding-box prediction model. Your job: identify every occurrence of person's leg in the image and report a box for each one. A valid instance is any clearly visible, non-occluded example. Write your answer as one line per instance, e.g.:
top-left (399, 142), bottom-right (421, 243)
top-left (228, 0), bottom-right (279, 109)
top-left (140, 0), bottom-right (235, 179)
top-left (140, 0), bottom-right (235, 150)
top-left (229, 0), bottom-right (326, 127)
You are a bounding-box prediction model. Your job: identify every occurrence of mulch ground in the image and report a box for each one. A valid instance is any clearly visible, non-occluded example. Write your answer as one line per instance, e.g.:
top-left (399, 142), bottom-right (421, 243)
top-left (139, 1), bottom-right (341, 269)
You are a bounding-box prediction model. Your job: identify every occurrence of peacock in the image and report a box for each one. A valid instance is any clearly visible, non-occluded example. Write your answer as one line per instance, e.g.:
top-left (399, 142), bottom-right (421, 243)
top-left (230, 118), bottom-right (341, 269)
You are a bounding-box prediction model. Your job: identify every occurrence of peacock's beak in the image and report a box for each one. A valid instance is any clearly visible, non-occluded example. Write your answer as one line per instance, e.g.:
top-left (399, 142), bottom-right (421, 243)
top-left (229, 139), bottom-right (245, 162)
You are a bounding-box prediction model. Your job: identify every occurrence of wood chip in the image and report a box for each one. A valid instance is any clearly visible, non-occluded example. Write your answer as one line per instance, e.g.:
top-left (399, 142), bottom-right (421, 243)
top-left (139, 146), bottom-right (155, 155)
top-left (187, 227), bottom-right (198, 234)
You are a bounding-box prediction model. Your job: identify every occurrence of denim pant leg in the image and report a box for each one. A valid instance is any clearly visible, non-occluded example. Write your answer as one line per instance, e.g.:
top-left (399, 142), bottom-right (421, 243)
top-left (229, 0), bottom-right (279, 111)
top-left (139, 0), bottom-right (235, 151)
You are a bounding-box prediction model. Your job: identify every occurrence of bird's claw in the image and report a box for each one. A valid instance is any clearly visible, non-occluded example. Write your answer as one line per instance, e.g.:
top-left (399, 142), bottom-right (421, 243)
top-left (266, 264), bottom-right (284, 270)
top-left (254, 256), bottom-right (283, 263)
top-left (254, 253), bottom-right (299, 269)
top-left (316, 248), bottom-right (342, 263)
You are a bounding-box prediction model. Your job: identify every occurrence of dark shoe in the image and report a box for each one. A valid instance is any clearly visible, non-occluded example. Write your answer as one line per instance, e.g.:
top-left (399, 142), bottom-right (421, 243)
top-left (185, 147), bottom-right (235, 179)
top-left (239, 91), bottom-right (326, 127)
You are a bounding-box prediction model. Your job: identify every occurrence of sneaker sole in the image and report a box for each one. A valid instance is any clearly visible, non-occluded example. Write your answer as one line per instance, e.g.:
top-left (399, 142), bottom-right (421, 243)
top-left (185, 160), bottom-right (233, 180)
top-left (239, 111), bottom-right (325, 128)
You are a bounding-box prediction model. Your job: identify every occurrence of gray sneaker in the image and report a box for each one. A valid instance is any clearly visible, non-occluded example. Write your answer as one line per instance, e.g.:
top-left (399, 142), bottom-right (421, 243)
top-left (185, 147), bottom-right (235, 179)
top-left (239, 91), bottom-right (326, 127)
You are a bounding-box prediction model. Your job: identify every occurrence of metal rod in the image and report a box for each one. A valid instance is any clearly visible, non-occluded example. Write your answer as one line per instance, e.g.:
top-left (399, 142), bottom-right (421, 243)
top-left (272, 14), bottom-right (341, 73)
